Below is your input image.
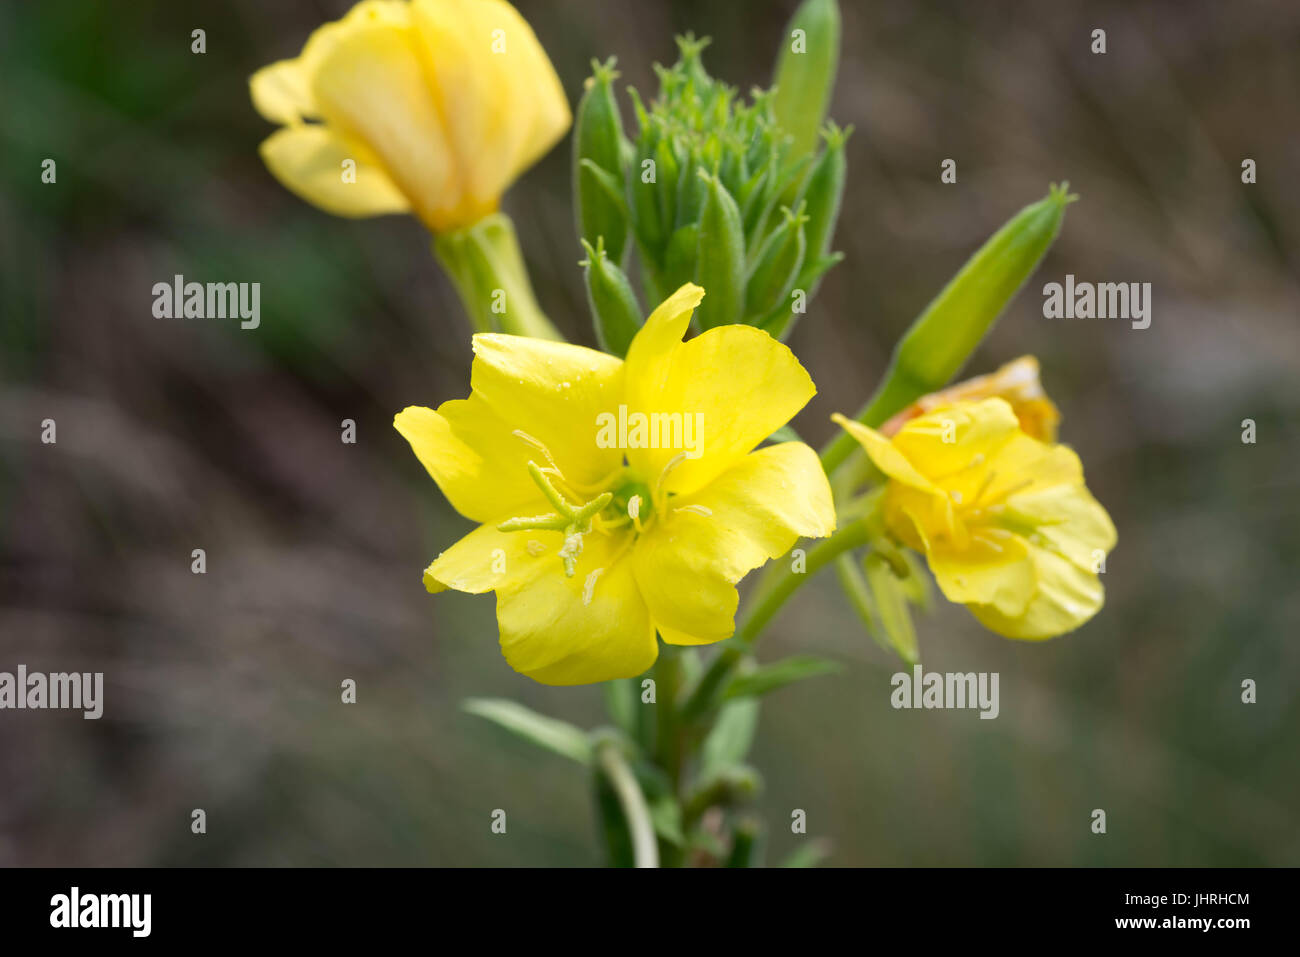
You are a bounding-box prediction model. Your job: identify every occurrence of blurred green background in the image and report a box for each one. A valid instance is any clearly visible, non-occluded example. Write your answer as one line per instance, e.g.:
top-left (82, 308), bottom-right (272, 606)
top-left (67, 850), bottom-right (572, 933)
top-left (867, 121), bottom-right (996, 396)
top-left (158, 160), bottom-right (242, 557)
top-left (1, 0), bottom-right (1297, 866)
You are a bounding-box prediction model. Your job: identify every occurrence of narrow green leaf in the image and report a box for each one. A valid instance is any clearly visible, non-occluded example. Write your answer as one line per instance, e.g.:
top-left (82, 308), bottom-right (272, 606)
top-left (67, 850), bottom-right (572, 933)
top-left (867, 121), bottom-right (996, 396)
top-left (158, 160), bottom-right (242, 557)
top-left (722, 655), bottom-right (841, 700)
top-left (780, 839), bottom-right (832, 867)
top-left (648, 795), bottom-right (686, 846)
top-left (603, 678), bottom-right (639, 738)
top-left (863, 553), bottom-right (919, 664)
top-left (833, 553), bottom-right (892, 655)
top-left (462, 698), bottom-right (592, 765)
top-left (700, 697), bottom-right (759, 777)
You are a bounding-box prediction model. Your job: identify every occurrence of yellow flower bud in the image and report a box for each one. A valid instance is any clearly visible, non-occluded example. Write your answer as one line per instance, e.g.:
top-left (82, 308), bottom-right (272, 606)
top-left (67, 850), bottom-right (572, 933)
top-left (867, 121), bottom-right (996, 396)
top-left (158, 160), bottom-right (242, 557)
top-left (834, 398), bottom-right (1116, 640)
top-left (249, 0), bottom-right (570, 233)
top-left (879, 356), bottom-right (1061, 443)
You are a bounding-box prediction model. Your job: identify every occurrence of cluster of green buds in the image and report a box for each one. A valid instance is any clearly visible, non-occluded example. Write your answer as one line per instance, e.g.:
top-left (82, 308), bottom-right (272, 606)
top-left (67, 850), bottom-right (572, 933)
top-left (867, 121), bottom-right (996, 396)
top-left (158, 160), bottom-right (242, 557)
top-left (574, 0), bottom-right (846, 354)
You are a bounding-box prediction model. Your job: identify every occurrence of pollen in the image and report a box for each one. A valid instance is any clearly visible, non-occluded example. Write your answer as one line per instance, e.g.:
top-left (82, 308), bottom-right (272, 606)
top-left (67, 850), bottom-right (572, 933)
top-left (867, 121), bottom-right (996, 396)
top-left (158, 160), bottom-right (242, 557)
top-left (582, 567), bottom-right (604, 606)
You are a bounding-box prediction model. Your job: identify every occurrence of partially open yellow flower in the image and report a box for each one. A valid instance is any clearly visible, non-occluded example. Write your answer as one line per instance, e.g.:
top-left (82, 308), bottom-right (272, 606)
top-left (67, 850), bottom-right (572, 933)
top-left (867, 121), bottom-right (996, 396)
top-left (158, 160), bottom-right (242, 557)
top-left (249, 0), bottom-right (571, 232)
top-left (834, 398), bottom-right (1116, 640)
top-left (880, 356), bottom-right (1061, 443)
top-left (396, 284), bottom-right (835, 684)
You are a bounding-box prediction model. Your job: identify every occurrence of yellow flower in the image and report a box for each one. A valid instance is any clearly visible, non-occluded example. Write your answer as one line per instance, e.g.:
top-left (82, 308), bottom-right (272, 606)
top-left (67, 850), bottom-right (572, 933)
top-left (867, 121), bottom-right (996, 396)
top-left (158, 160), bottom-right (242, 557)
top-left (880, 356), bottom-right (1061, 443)
top-left (249, 0), bottom-right (570, 232)
top-left (833, 398), bottom-right (1116, 639)
top-left (395, 284), bottom-right (836, 684)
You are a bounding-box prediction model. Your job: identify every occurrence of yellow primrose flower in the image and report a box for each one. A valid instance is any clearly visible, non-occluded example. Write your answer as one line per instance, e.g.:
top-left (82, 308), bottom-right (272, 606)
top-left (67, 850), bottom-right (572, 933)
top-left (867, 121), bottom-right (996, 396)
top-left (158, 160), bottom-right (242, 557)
top-left (833, 398), bottom-right (1116, 640)
top-left (880, 356), bottom-right (1061, 443)
top-left (249, 0), bottom-right (570, 232)
top-left (395, 284), bottom-right (836, 684)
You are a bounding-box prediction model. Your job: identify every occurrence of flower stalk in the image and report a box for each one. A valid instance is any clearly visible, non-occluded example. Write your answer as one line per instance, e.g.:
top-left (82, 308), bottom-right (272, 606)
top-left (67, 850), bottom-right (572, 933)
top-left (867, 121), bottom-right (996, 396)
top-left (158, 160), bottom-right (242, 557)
top-left (432, 213), bottom-right (563, 339)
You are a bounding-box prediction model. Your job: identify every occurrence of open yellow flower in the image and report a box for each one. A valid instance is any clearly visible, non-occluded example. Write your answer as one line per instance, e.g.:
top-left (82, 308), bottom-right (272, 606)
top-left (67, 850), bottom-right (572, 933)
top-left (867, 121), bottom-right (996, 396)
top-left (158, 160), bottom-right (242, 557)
top-left (249, 0), bottom-right (570, 232)
top-left (833, 398), bottom-right (1116, 639)
top-left (880, 356), bottom-right (1060, 443)
top-left (395, 284), bottom-right (835, 684)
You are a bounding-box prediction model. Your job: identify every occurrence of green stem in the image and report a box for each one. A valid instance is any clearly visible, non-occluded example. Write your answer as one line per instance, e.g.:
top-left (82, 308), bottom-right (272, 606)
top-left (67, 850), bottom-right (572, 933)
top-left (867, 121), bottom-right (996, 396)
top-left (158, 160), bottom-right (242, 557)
top-left (680, 516), bottom-right (873, 720)
top-left (737, 517), bottom-right (872, 644)
top-left (432, 212), bottom-right (564, 340)
top-left (653, 647), bottom-right (684, 792)
top-left (819, 369), bottom-right (920, 475)
top-left (595, 742), bottom-right (659, 868)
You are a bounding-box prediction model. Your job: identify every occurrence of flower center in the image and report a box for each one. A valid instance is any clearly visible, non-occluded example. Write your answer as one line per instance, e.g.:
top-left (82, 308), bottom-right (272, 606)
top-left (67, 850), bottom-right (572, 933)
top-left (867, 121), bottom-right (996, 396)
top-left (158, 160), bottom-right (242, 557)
top-left (496, 430), bottom-right (674, 580)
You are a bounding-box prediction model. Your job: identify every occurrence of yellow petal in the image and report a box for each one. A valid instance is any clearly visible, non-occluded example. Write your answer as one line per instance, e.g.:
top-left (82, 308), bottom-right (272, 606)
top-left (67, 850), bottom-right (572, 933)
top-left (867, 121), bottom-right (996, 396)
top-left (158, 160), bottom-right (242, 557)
top-left (926, 534), bottom-right (1036, 618)
top-left (968, 546), bottom-right (1105, 639)
top-left (496, 529), bottom-right (656, 685)
top-left (394, 400), bottom-right (546, 524)
top-left (423, 521), bottom-right (563, 594)
top-left (249, 58), bottom-right (317, 124)
top-left (306, 1), bottom-right (461, 229)
top-left (469, 334), bottom-right (625, 488)
top-left (633, 442), bottom-right (835, 643)
top-left (891, 398), bottom-right (1021, 489)
top-left (624, 296), bottom-right (817, 496)
top-left (411, 0), bottom-right (570, 213)
top-left (832, 413), bottom-right (938, 493)
top-left (881, 356), bottom-right (1061, 443)
top-left (258, 126), bottom-right (410, 218)
top-left (623, 282), bottom-right (705, 398)
top-left (1002, 480), bottom-right (1117, 573)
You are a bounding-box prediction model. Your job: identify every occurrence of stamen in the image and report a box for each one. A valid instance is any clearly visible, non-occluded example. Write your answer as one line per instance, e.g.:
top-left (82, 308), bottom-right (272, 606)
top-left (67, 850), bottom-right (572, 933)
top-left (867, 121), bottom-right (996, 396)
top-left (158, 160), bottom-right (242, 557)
top-left (582, 567), bottom-right (604, 606)
top-left (559, 530), bottom-right (584, 577)
top-left (656, 451), bottom-right (689, 493)
top-left (628, 494), bottom-right (644, 534)
top-left (674, 504), bottom-right (713, 517)
top-left (512, 429), bottom-right (561, 473)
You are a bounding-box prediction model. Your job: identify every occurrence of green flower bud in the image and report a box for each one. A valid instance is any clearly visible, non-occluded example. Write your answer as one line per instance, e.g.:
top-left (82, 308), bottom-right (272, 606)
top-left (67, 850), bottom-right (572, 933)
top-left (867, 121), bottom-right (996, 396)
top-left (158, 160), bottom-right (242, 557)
top-left (798, 122), bottom-right (850, 273)
top-left (772, 0), bottom-right (841, 174)
top-left (574, 58), bottom-right (630, 265)
top-left (625, 90), bottom-right (665, 268)
top-left (581, 237), bottom-right (644, 358)
top-left (663, 223), bottom-right (699, 297)
top-left (887, 184), bottom-right (1076, 403)
top-left (745, 203), bottom-right (807, 323)
top-left (821, 184), bottom-right (1077, 473)
top-left (694, 170), bottom-right (746, 330)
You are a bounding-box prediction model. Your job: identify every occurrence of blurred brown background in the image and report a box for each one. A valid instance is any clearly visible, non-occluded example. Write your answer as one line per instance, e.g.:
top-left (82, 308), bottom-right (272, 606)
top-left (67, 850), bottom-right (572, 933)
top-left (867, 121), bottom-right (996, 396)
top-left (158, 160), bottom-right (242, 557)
top-left (1, 0), bottom-right (1297, 866)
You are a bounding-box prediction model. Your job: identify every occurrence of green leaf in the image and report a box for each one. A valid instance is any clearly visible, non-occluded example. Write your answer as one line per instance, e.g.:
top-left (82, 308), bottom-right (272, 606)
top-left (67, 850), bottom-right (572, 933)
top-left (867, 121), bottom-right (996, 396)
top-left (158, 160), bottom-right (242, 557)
top-left (648, 795), bottom-right (685, 846)
top-left (767, 424), bottom-right (802, 444)
top-left (722, 655), bottom-right (841, 700)
top-left (863, 553), bottom-right (919, 664)
top-left (700, 697), bottom-right (759, 777)
top-left (833, 553), bottom-right (892, 655)
top-left (780, 839), bottom-right (832, 867)
top-left (462, 698), bottom-right (592, 765)
top-left (603, 678), bottom-right (639, 738)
